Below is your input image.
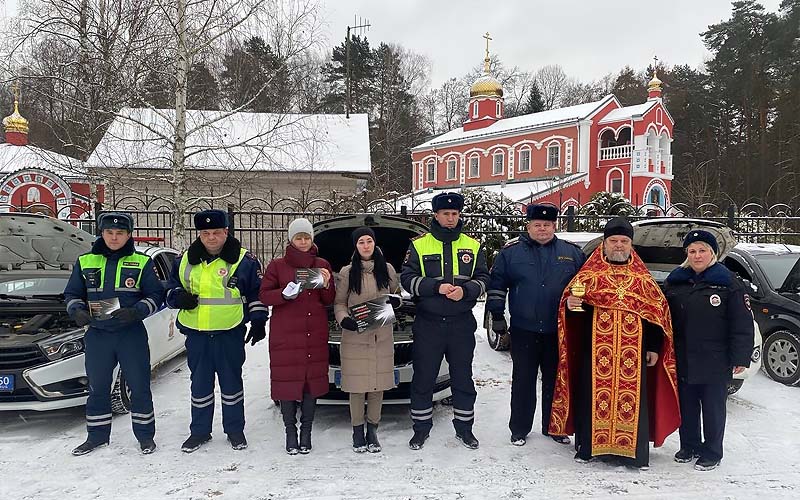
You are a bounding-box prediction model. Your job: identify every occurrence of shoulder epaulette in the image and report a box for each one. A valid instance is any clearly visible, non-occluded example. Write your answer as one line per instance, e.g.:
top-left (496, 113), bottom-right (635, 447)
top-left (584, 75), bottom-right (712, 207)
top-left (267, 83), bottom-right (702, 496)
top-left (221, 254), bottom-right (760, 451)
top-left (502, 239), bottom-right (521, 249)
top-left (411, 234), bottom-right (427, 241)
top-left (244, 251), bottom-right (260, 262)
top-left (562, 240), bottom-right (583, 250)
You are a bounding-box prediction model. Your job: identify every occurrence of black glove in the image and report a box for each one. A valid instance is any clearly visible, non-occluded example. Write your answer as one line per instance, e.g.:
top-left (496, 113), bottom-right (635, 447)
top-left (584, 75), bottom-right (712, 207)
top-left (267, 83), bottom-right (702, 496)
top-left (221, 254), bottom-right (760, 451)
top-left (173, 289), bottom-right (199, 310)
top-left (491, 317), bottom-right (508, 334)
top-left (73, 308), bottom-right (92, 327)
top-left (340, 317), bottom-right (359, 332)
top-left (245, 322), bottom-right (266, 346)
top-left (387, 296), bottom-right (402, 308)
top-left (111, 307), bottom-right (140, 323)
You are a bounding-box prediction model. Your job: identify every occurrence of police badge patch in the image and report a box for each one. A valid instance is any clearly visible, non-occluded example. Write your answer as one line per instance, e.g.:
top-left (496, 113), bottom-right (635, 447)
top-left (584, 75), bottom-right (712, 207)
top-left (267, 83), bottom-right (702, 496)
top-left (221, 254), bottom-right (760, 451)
top-left (744, 294), bottom-right (752, 311)
top-left (125, 277), bottom-right (136, 288)
top-left (709, 294), bottom-right (722, 307)
top-left (218, 268), bottom-right (228, 277)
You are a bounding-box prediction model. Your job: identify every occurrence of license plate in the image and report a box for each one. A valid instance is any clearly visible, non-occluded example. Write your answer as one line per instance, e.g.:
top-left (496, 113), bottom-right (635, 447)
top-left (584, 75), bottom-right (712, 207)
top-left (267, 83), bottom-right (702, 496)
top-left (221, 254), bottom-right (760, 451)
top-left (334, 370), bottom-right (342, 388)
top-left (394, 369), bottom-right (400, 386)
top-left (0, 374), bottom-right (14, 392)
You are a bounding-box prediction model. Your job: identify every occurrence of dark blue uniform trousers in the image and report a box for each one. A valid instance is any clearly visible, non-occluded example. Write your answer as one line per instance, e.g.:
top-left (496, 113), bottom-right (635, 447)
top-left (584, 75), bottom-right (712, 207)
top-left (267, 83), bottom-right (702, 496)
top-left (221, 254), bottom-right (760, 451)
top-left (509, 329), bottom-right (559, 438)
top-left (185, 326), bottom-right (246, 437)
top-left (84, 326), bottom-right (155, 443)
top-left (410, 313), bottom-right (477, 433)
top-left (678, 379), bottom-right (728, 462)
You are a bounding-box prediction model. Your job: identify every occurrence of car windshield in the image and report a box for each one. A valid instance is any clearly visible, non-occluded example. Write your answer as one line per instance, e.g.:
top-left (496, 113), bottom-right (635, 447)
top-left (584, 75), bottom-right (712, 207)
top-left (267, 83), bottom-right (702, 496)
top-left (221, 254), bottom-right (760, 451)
top-left (0, 276), bottom-right (69, 296)
top-left (753, 253), bottom-right (800, 290)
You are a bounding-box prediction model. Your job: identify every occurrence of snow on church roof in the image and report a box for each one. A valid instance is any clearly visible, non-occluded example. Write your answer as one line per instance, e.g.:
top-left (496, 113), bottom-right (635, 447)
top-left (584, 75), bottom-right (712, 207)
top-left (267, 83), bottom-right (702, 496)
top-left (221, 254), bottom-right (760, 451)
top-left (88, 108), bottom-right (371, 173)
top-left (412, 95), bottom-right (617, 151)
top-left (394, 173), bottom-right (588, 210)
top-left (598, 101), bottom-right (657, 123)
top-left (0, 143), bottom-right (85, 178)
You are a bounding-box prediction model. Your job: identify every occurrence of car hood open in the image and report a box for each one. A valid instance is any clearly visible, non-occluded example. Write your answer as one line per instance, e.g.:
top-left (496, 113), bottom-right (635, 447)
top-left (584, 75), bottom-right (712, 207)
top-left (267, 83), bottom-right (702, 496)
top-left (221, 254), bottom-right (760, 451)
top-left (313, 214), bottom-right (429, 273)
top-left (0, 213), bottom-right (94, 268)
top-left (583, 218), bottom-right (738, 274)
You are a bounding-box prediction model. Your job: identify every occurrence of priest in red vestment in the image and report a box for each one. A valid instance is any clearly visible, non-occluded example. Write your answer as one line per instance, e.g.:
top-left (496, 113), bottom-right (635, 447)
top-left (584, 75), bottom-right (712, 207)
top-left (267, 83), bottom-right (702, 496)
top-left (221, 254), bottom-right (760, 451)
top-left (549, 217), bottom-right (680, 470)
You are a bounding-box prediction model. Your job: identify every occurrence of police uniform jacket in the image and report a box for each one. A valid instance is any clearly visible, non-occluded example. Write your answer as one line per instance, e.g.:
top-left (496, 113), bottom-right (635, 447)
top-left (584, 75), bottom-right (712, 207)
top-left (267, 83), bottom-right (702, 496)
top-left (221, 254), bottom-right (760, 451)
top-left (400, 219), bottom-right (490, 319)
top-left (165, 236), bottom-right (268, 334)
top-left (64, 238), bottom-right (165, 331)
top-left (487, 233), bottom-right (585, 334)
top-left (664, 263), bottom-right (754, 384)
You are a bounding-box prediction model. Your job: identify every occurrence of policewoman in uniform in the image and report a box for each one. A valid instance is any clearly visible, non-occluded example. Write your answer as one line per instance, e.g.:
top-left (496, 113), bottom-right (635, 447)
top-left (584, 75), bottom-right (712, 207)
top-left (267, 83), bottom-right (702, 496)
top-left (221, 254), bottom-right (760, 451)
top-left (64, 212), bottom-right (165, 456)
top-left (486, 204), bottom-right (585, 447)
top-left (664, 230), bottom-right (754, 471)
top-left (401, 192), bottom-right (490, 450)
top-left (165, 209), bottom-right (268, 453)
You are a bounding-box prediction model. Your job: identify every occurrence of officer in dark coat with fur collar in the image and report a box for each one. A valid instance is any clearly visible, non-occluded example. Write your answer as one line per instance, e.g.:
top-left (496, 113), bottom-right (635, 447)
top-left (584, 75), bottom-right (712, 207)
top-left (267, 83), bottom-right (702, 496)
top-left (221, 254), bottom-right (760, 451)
top-left (165, 209), bottom-right (268, 453)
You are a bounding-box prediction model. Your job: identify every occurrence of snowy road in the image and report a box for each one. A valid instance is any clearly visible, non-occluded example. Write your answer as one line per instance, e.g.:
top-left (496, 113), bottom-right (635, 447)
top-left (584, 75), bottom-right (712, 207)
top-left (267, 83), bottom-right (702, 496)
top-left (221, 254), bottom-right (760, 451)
top-left (2, 303), bottom-right (799, 500)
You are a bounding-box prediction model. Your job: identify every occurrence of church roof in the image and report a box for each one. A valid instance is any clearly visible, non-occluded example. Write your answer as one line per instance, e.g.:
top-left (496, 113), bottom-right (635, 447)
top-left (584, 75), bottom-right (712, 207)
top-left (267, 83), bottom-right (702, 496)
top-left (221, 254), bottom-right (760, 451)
top-left (394, 172), bottom-right (587, 209)
top-left (598, 101), bottom-right (658, 123)
top-left (0, 143), bottom-right (85, 178)
top-left (412, 95), bottom-right (617, 151)
top-left (88, 108), bottom-right (371, 173)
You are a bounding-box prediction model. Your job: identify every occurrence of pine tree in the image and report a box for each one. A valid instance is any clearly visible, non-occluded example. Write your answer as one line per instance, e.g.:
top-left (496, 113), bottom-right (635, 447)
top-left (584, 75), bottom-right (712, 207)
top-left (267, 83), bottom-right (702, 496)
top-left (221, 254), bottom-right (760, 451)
top-left (521, 80), bottom-right (545, 114)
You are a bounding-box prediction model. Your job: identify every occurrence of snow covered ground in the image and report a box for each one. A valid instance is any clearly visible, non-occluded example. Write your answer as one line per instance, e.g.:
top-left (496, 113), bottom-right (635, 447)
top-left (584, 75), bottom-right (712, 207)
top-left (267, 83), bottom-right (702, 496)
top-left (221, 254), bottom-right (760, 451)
top-left (2, 303), bottom-right (799, 500)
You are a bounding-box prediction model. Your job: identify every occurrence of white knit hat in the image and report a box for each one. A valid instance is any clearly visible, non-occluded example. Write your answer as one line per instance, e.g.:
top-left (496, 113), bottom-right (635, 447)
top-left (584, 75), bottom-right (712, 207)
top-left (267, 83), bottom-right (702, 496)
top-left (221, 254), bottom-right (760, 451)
top-left (288, 217), bottom-right (314, 241)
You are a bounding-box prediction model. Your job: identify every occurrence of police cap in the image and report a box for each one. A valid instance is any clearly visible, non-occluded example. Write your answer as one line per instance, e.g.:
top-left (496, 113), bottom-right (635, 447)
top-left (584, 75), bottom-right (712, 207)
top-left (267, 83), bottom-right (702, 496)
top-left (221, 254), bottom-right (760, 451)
top-left (194, 209), bottom-right (228, 230)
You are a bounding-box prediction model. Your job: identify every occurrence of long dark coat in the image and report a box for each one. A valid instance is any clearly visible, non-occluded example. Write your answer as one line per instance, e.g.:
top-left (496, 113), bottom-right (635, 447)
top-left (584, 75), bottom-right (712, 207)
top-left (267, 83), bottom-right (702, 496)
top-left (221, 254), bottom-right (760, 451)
top-left (260, 244), bottom-right (336, 400)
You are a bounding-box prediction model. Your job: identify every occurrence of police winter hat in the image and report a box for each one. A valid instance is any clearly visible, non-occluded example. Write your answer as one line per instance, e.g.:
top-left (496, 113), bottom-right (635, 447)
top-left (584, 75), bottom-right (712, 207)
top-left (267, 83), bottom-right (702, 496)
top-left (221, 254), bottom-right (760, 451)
top-left (288, 217), bottom-right (314, 241)
top-left (603, 217), bottom-right (634, 239)
top-left (526, 204), bottom-right (558, 221)
top-left (194, 209), bottom-right (228, 230)
top-left (683, 229), bottom-right (719, 254)
top-left (98, 212), bottom-right (134, 232)
top-left (431, 192), bottom-right (464, 212)
top-left (352, 226), bottom-right (376, 246)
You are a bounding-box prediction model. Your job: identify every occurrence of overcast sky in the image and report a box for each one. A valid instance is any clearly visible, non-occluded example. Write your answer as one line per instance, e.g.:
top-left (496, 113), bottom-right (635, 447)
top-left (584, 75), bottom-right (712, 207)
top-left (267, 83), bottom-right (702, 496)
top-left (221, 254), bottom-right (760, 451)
top-left (321, 0), bottom-right (786, 87)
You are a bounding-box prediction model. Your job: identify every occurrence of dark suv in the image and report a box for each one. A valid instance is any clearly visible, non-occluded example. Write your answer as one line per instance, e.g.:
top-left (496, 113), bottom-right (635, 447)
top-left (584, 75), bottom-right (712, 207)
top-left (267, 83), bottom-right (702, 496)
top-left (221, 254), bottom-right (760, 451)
top-left (722, 243), bottom-right (800, 386)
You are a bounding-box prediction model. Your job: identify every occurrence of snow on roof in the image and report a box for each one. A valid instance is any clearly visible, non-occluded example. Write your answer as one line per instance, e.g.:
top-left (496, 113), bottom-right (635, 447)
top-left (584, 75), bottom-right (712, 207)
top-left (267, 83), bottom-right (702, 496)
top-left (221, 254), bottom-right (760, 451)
top-left (413, 95), bottom-right (617, 151)
top-left (0, 143), bottom-right (85, 178)
top-left (394, 173), bottom-right (587, 210)
top-left (88, 108), bottom-right (371, 173)
top-left (598, 101), bottom-right (657, 123)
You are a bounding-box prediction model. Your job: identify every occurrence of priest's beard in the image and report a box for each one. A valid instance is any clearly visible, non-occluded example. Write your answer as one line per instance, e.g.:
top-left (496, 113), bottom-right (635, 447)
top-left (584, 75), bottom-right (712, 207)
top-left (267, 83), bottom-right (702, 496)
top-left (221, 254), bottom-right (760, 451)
top-left (606, 250), bottom-right (631, 263)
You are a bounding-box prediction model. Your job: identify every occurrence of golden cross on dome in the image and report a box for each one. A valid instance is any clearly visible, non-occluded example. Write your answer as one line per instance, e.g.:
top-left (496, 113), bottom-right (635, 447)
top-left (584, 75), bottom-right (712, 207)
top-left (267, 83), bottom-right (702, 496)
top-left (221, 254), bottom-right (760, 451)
top-left (652, 55), bottom-right (659, 78)
top-left (483, 32), bottom-right (492, 73)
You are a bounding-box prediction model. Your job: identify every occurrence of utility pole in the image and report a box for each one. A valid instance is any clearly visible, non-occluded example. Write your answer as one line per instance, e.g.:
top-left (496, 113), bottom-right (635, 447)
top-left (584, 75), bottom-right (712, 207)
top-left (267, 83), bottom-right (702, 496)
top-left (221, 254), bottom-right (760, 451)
top-left (345, 16), bottom-right (370, 119)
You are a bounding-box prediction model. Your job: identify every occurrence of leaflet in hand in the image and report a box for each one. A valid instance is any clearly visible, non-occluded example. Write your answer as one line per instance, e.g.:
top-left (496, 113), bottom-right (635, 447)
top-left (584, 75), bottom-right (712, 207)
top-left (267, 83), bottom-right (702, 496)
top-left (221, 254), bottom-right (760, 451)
top-left (88, 297), bottom-right (121, 320)
top-left (347, 294), bottom-right (398, 333)
top-left (295, 268), bottom-right (326, 289)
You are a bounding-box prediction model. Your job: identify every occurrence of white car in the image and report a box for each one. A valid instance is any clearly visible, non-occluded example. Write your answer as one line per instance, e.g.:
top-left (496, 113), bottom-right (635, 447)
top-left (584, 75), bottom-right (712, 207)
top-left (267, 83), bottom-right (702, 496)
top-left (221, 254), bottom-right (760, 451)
top-left (483, 218), bottom-right (762, 395)
top-left (0, 213), bottom-right (184, 412)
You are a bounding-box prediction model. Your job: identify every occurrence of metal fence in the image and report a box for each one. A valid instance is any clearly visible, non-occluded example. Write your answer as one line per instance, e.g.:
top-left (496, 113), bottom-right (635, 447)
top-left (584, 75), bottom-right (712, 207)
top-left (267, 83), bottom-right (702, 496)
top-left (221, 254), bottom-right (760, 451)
top-left (34, 197), bottom-right (800, 265)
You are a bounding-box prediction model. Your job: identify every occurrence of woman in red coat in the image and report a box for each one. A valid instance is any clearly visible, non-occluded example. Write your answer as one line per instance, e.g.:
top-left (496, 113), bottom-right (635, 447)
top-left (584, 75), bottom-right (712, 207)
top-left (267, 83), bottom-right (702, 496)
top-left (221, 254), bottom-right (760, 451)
top-left (259, 218), bottom-right (335, 455)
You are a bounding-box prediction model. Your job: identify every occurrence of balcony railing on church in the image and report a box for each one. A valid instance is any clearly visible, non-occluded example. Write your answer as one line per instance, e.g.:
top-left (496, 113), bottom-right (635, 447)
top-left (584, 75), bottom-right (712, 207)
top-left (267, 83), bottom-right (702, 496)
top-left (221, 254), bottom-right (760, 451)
top-left (599, 144), bottom-right (633, 161)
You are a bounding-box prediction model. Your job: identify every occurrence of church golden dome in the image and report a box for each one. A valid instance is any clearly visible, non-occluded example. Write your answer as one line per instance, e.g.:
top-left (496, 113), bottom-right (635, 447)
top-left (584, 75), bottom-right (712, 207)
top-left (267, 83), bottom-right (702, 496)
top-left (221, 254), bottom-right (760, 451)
top-left (470, 74), bottom-right (504, 98)
top-left (3, 100), bottom-right (29, 135)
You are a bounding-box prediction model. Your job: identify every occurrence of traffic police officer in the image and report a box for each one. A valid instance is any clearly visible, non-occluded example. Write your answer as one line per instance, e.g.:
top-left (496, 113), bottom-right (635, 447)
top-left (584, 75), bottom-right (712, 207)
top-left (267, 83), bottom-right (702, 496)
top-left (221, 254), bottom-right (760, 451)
top-left (166, 209), bottom-right (268, 453)
top-left (486, 204), bottom-right (585, 447)
top-left (401, 192), bottom-right (490, 450)
top-left (64, 212), bottom-right (164, 456)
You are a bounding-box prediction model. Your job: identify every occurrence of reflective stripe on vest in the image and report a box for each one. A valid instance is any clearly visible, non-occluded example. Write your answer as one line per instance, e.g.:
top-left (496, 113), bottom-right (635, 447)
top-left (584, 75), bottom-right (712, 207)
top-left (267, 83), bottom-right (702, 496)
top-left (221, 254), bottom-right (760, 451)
top-left (178, 249), bottom-right (247, 331)
top-left (412, 233), bottom-right (480, 278)
top-left (78, 252), bottom-right (150, 293)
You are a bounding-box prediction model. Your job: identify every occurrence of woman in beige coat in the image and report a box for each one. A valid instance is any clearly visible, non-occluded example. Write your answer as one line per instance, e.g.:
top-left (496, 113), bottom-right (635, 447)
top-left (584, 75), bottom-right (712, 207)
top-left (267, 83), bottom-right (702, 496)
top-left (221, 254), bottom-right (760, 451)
top-left (334, 227), bottom-right (400, 453)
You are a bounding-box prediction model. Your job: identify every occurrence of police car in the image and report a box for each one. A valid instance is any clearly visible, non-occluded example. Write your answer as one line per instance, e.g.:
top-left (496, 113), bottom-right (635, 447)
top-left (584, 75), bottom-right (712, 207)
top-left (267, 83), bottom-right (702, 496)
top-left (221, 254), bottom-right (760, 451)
top-left (484, 218), bottom-right (762, 395)
top-left (312, 214), bottom-right (452, 404)
top-left (0, 213), bottom-right (184, 412)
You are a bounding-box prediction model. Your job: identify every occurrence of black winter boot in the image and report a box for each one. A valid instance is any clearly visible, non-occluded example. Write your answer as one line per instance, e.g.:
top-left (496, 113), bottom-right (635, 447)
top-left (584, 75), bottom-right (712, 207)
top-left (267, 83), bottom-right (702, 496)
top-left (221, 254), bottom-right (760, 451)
top-left (72, 438), bottom-right (109, 456)
top-left (408, 429), bottom-right (429, 450)
top-left (299, 393), bottom-right (315, 454)
top-left (455, 428), bottom-right (479, 449)
top-left (366, 423), bottom-right (381, 453)
top-left (280, 400), bottom-right (299, 455)
top-left (352, 425), bottom-right (367, 453)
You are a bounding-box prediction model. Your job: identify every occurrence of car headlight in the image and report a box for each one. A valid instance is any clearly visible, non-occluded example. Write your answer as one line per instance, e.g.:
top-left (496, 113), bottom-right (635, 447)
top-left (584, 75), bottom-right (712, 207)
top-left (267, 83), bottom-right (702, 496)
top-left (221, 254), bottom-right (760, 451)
top-left (37, 328), bottom-right (86, 361)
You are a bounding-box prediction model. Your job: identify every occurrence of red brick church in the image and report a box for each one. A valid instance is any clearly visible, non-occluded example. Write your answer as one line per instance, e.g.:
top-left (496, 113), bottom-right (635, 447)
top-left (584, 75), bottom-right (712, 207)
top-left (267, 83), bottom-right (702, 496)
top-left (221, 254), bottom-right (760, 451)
top-left (402, 38), bottom-right (674, 213)
top-left (0, 87), bottom-right (99, 221)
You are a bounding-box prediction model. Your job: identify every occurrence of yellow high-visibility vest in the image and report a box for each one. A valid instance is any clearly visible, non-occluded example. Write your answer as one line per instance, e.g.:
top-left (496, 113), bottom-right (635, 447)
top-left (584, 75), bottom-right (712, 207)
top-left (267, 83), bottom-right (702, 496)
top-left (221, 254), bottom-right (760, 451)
top-left (178, 249), bottom-right (246, 331)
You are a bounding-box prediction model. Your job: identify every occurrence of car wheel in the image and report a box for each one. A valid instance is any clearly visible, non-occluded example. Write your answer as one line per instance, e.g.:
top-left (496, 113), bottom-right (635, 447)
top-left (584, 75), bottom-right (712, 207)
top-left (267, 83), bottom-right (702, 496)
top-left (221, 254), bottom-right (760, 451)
top-left (726, 379), bottom-right (743, 396)
top-left (762, 330), bottom-right (800, 386)
top-left (484, 310), bottom-right (510, 351)
top-left (111, 371), bottom-right (132, 415)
